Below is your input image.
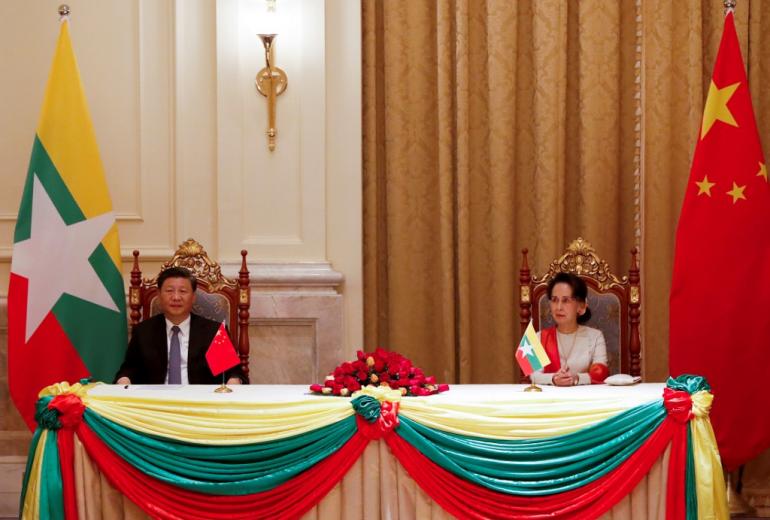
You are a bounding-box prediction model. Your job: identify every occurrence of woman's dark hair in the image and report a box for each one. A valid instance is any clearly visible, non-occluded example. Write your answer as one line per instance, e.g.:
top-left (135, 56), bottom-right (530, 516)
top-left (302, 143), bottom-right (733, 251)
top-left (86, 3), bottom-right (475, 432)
top-left (157, 266), bottom-right (197, 292)
top-left (547, 272), bottom-right (592, 324)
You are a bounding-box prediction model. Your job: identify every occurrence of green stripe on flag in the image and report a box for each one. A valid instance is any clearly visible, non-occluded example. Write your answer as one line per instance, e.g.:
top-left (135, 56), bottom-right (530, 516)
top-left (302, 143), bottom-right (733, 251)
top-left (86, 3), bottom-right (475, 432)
top-left (14, 137), bottom-right (85, 243)
top-left (89, 244), bottom-right (127, 311)
top-left (53, 295), bottom-right (127, 382)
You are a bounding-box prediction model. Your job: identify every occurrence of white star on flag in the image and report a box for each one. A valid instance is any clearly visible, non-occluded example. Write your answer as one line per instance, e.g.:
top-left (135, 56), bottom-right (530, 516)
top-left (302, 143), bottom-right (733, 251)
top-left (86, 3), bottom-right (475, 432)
top-left (11, 174), bottom-right (119, 341)
top-left (518, 340), bottom-right (534, 358)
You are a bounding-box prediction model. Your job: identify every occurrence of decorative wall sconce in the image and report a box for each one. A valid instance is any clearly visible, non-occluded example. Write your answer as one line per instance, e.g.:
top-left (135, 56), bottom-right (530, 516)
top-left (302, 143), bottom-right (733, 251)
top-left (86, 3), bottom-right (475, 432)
top-left (255, 1), bottom-right (287, 151)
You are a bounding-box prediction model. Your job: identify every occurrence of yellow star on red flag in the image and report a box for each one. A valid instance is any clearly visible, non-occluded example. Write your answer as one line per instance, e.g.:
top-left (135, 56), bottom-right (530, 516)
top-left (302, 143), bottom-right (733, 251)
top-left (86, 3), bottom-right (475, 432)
top-left (701, 80), bottom-right (740, 139)
top-left (757, 162), bottom-right (767, 182)
top-left (695, 175), bottom-right (716, 196)
top-left (726, 182), bottom-right (746, 203)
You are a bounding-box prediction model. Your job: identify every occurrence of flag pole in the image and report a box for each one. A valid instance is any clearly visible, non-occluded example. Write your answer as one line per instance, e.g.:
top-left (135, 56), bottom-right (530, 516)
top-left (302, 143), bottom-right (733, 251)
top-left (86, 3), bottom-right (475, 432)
top-left (214, 372), bottom-right (232, 393)
top-left (523, 380), bottom-right (542, 393)
top-left (719, 3), bottom-right (755, 515)
top-left (58, 4), bottom-right (70, 20)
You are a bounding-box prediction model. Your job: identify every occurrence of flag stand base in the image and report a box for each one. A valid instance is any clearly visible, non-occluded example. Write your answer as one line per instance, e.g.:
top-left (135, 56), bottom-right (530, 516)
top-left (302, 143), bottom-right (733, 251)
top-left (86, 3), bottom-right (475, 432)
top-left (214, 384), bottom-right (233, 394)
top-left (523, 383), bottom-right (542, 392)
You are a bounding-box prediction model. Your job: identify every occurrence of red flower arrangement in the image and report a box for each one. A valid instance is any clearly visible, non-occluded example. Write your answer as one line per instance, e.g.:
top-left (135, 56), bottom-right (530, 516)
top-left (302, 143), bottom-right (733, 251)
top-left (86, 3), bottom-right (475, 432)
top-left (309, 348), bottom-right (450, 397)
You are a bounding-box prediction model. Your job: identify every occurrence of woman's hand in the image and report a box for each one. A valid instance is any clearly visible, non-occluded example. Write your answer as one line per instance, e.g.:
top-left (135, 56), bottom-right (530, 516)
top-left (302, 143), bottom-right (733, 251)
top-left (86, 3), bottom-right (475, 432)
top-left (552, 368), bottom-right (579, 386)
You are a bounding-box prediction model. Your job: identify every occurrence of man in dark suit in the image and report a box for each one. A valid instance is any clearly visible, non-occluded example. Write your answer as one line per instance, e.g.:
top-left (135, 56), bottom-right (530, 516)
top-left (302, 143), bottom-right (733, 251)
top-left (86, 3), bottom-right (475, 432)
top-left (115, 267), bottom-right (246, 385)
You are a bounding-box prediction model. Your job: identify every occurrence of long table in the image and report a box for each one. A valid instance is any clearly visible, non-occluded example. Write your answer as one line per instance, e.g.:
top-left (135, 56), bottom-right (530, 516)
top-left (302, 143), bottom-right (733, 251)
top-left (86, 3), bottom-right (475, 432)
top-left (20, 382), bottom-right (726, 519)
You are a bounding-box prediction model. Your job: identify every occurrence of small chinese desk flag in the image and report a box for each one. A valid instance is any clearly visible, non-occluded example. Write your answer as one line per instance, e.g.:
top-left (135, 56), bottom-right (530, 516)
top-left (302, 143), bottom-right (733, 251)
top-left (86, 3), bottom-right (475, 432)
top-left (205, 323), bottom-right (240, 376)
top-left (516, 321), bottom-right (551, 376)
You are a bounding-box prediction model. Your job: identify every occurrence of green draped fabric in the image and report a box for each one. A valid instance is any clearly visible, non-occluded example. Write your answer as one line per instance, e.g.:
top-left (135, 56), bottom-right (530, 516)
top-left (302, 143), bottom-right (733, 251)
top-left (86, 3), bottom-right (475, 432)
top-left (41, 431), bottom-right (64, 520)
top-left (686, 426), bottom-right (698, 520)
top-left (83, 409), bottom-right (357, 495)
top-left (395, 399), bottom-right (666, 496)
top-left (18, 428), bottom-right (42, 516)
top-left (667, 374), bottom-right (710, 394)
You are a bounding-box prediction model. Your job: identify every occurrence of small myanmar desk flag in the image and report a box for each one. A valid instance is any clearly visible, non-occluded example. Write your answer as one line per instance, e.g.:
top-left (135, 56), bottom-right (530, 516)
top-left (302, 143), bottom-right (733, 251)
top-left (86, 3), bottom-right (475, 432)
top-left (516, 321), bottom-right (550, 376)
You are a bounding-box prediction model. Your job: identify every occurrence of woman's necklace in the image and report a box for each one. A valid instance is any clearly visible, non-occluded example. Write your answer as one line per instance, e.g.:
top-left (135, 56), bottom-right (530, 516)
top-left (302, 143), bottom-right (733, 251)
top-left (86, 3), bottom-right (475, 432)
top-left (558, 326), bottom-right (580, 368)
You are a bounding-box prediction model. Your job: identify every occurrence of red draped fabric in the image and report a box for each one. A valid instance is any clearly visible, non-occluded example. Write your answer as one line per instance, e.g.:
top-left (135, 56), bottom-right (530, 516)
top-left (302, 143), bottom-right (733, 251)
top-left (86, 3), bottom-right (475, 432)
top-left (50, 394), bottom-right (84, 520)
top-left (75, 423), bottom-right (370, 520)
top-left (384, 418), bottom-right (679, 519)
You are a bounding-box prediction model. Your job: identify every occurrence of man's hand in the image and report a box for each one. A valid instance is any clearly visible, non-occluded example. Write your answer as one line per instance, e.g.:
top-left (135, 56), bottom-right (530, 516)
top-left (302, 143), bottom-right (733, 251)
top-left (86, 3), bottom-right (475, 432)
top-left (116, 376), bottom-right (131, 386)
top-left (226, 377), bottom-right (242, 385)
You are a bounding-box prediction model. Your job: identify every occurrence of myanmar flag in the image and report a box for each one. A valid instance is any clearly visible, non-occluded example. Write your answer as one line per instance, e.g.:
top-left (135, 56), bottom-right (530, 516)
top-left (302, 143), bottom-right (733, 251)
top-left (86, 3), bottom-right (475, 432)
top-left (515, 321), bottom-right (550, 376)
top-left (8, 18), bottom-right (127, 430)
top-left (670, 11), bottom-right (770, 470)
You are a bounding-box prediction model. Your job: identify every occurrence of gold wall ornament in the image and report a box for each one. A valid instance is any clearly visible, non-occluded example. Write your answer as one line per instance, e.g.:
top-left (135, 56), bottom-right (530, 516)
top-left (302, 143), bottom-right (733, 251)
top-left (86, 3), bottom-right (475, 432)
top-left (255, 33), bottom-right (288, 151)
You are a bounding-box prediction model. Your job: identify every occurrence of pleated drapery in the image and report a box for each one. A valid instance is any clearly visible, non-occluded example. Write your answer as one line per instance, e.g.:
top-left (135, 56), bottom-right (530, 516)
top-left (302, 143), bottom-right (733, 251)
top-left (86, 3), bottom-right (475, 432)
top-left (362, 1), bottom-right (770, 386)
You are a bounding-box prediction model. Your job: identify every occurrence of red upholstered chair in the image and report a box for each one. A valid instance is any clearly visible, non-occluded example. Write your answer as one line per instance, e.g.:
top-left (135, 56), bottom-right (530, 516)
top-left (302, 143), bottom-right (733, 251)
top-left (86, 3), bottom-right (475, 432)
top-left (518, 237), bottom-right (641, 381)
top-left (128, 238), bottom-right (251, 379)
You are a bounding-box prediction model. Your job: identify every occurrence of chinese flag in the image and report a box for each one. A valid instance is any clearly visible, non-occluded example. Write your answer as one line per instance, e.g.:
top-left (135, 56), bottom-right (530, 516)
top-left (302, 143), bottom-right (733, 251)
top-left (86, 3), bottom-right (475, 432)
top-left (670, 11), bottom-right (770, 470)
top-left (205, 323), bottom-right (241, 376)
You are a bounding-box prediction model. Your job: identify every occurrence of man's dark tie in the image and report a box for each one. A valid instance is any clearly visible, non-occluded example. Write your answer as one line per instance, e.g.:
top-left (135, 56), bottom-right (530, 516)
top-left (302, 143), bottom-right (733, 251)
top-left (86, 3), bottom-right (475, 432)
top-left (168, 325), bottom-right (181, 384)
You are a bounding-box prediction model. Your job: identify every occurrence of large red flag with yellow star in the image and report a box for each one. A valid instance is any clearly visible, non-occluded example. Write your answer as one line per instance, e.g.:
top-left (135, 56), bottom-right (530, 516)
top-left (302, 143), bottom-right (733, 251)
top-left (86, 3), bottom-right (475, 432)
top-left (670, 11), bottom-right (770, 470)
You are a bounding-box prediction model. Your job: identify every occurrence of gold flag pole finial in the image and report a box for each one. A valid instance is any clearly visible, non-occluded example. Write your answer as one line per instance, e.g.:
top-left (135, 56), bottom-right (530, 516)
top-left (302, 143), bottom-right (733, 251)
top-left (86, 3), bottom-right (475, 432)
top-left (58, 4), bottom-right (70, 19)
top-left (724, 0), bottom-right (736, 15)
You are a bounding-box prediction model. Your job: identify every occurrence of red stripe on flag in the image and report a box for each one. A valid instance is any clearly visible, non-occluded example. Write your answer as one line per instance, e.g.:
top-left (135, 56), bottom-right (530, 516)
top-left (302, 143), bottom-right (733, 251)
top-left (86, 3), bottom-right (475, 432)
top-left (8, 274), bottom-right (89, 430)
top-left (515, 349), bottom-right (534, 376)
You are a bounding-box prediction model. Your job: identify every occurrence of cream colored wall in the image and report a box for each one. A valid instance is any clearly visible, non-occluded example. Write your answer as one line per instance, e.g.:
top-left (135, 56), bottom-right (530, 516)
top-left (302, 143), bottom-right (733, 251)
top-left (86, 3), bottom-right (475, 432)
top-left (0, 1), bottom-right (361, 515)
top-left (0, 0), bottom-right (361, 341)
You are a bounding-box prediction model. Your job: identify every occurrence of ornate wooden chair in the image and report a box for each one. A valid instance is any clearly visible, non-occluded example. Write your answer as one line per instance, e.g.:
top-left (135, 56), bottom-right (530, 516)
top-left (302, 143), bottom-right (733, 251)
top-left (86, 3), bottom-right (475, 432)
top-left (519, 237), bottom-right (641, 380)
top-left (129, 238), bottom-right (251, 380)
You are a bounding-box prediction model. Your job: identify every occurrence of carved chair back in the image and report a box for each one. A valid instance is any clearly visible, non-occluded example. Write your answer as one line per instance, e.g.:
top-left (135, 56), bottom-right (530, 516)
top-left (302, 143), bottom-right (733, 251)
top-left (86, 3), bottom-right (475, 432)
top-left (129, 239), bottom-right (251, 379)
top-left (519, 238), bottom-right (641, 380)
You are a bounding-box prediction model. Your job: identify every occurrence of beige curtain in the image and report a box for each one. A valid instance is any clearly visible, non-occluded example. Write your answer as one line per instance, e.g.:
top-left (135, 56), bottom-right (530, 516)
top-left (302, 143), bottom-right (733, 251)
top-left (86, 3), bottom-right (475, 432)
top-left (363, 1), bottom-right (770, 385)
top-left (363, 0), bottom-right (641, 384)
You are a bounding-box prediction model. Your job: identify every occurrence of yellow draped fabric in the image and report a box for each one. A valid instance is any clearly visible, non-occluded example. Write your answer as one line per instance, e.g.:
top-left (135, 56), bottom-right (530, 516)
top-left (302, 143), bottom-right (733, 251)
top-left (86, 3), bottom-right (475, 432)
top-left (85, 395), bottom-right (353, 444)
top-left (22, 430), bottom-right (47, 519)
top-left (76, 384), bottom-right (665, 442)
top-left (399, 392), bottom-right (661, 439)
top-left (689, 391), bottom-right (728, 520)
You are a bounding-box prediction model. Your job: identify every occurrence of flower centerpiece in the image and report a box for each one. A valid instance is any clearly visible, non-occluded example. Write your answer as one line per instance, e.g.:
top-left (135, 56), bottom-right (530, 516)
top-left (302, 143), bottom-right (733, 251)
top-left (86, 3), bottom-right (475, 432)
top-left (309, 348), bottom-right (450, 397)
